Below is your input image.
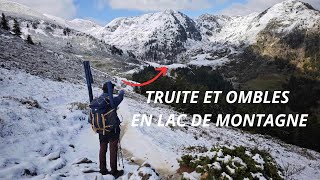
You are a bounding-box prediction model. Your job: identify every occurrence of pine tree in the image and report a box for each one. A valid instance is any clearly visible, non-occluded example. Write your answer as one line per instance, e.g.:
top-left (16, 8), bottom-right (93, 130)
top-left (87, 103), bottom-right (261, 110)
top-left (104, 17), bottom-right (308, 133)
top-left (1, 13), bottom-right (10, 31)
top-left (13, 19), bottom-right (21, 36)
top-left (26, 35), bottom-right (34, 45)
top-left (63, 27), bottom-right (70, 36)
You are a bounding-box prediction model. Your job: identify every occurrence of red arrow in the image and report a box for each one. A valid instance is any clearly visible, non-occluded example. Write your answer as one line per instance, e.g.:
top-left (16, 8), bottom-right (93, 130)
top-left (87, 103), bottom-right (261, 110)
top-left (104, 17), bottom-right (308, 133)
top-left (122, 67), bottom-right (168, 87)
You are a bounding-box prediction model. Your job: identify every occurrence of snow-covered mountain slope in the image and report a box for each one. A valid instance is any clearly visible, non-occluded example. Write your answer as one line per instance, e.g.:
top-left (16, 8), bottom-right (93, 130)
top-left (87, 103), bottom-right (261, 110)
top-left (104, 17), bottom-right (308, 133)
top-left (0, 27), bottom-right (141, 92)
top-left (195, 14), bottom-right (230, 37)
top-left (199, 0), bottom-right (320, 45)
top-left (5, 17), bottom-right (110, 57)
top-left (93, 10), bottom-right (202, 62)
top-left (43, 14), bottom-right (102, 33)
top-left (0, 0), bottom-right (101, 34)
top-left (0, 0), bottom-right (116, 60)
top-left (69, 19), bottom-right (102, 33)
top-left (0, 0), bottom-right (47, 20)
top-left (0, 29), bottom-right (83, 82)
top-left (0, 2), bottom-right (140, 77)
top-left (1, 67), bottom-right (320, 179)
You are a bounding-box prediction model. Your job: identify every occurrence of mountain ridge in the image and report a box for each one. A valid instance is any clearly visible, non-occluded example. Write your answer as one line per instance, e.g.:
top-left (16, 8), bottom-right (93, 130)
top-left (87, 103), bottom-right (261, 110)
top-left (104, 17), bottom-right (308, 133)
top-left (93, 9), bottom-right (202, 62)
top-left (1, 0), bottom-right (319, 66)
top-left (90, 0), bottom-right (320, 62)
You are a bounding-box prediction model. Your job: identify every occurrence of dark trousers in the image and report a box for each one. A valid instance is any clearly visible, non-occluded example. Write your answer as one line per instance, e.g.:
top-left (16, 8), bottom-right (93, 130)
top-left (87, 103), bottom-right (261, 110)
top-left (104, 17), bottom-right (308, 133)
top-left (99, 138), bottom-right (119, 173)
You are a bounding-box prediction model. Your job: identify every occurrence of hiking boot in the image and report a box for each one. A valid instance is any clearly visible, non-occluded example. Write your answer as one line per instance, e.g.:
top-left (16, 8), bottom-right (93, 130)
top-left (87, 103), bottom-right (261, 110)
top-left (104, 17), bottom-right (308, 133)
top-left (111, 170), bottom-right (124, 179)
top-left (99, 169), bottom-right (109, 175)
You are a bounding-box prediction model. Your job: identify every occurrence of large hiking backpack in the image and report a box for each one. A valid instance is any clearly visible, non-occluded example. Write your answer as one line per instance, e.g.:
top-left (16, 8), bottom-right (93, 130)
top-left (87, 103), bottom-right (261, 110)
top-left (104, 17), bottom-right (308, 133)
top-left (89, 95), bottom-right (119, 135)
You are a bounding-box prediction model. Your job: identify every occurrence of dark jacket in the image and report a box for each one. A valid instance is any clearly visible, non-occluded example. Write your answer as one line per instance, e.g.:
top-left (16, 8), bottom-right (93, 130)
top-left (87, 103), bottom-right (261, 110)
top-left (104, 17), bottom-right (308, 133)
top-left (99, 81), bottom-right (124, 141)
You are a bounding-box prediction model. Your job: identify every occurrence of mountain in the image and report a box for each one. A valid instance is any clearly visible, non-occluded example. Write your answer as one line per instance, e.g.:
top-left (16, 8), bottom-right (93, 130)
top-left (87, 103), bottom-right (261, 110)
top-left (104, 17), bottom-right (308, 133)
top-left (68, 19), bottom-right (101, 33)
top-left (198, 0), bottom-right (320, 45)
top-left (0, 0), bottom-right (102, 33)
top-left (1, 0), bottom-right (319, 67)
top-left (0, 0), bottom-right (141, 77)
top-left (89, 0), bottom-right (320, 64)
top-left (93, 10), bottom-right (202, 63)
top-left (43, 14), bottom-right (102, 33)
top-left (235, 0), bottom-right (320, 78)
top-left (195, 14), bottom-right (231, 37)
top-left (0, 0), bottom-right (107, 55)
top-left (0, 0), bottom-right (46, 19)
top-left (1, 0), bottom-right (319, 77)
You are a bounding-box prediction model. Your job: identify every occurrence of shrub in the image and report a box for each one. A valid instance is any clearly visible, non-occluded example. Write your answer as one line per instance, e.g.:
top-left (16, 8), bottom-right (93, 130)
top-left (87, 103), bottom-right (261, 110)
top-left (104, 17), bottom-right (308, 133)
top-left (178, 146), bottom-right (284, 180)
top-left (26, 35), bottom-right (34, 45)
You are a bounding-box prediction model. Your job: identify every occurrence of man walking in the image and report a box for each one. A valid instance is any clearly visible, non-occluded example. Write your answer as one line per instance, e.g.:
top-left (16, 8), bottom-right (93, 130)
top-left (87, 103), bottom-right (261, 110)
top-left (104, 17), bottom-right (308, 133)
top-left (97, 81), bottom-right (124, 178)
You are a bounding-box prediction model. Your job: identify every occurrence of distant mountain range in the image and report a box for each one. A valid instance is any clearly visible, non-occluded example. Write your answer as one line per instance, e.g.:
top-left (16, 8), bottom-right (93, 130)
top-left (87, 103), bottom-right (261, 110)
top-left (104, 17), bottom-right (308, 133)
top-left (94, 0), bottom-right (320, 62)
top-left (0, 0), bottom-right (319, 67)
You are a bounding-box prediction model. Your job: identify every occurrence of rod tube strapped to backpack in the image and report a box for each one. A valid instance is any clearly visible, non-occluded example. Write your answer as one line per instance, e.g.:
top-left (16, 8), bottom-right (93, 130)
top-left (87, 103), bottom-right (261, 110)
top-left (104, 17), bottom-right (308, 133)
top-left (83, 61), bottom-right (94, 103)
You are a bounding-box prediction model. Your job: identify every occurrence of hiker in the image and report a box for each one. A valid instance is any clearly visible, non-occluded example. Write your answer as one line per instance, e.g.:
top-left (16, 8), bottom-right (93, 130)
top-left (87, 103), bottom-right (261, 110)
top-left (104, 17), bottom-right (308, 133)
top-left (90, 81), bottom-right (125, 178)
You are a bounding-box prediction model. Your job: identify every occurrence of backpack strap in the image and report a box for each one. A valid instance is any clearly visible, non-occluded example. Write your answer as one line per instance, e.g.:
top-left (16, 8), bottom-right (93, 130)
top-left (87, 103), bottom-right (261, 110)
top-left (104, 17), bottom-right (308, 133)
top-left (104, 109), bottom-right (115, 116)
top-left (96, 113), bottom-right (101, 129)
top-left (101, 114), bottom-right (106, 135)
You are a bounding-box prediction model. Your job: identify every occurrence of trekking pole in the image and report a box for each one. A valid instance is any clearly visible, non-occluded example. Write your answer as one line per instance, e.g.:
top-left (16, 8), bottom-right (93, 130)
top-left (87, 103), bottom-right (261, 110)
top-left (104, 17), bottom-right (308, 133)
top-left (117, 145), bottom-right (121, 168)
top-left (117, 139), bottom-right (123, 169)
top-left (118, 140), bottom-right (125, 169)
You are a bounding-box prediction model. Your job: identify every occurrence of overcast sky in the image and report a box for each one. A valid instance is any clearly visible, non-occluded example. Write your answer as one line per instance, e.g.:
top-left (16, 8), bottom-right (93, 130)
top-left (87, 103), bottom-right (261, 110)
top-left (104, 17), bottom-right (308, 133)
top-left (8, 0), bottom-right (320, 25)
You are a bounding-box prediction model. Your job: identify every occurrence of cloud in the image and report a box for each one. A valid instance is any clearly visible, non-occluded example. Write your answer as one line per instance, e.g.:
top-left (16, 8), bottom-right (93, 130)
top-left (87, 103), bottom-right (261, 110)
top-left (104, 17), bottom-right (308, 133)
top-left (10, 0), bottom-right (77, 19)
top-left (95, 0), bottom-right (214, 11)
top-left (219, 0), bottom-right (320, 16)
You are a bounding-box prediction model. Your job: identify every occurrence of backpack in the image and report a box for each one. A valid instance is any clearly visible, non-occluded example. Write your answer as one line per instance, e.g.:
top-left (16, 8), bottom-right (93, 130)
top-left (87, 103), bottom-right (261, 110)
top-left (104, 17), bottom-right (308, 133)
top-left (88, 94), bottom-right (119, 135)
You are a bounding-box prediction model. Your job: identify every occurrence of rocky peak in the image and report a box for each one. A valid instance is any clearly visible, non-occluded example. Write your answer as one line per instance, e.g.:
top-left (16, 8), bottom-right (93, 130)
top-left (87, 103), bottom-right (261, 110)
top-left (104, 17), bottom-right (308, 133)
top-left (260, 0), bottom-right (318, 17)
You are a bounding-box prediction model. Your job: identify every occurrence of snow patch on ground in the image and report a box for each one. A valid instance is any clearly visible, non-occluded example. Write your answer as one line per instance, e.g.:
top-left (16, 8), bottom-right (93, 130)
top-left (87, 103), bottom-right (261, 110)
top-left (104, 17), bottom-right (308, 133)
top-left (188, 54), bottom-right (230, 68)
